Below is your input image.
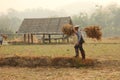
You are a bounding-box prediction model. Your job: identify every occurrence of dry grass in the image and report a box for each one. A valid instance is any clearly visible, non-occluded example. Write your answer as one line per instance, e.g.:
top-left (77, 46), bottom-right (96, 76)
top-left (0, 61), bottom-right (120, 80)
top-left (0, 56), bottom-right (95, 67)
top-left (84, 25), bottom-right (102, 40)
top-left (62, 24), bottom-right (74, 36)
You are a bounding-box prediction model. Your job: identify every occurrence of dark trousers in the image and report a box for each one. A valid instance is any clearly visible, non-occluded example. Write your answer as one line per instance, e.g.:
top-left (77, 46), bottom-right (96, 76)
top-left (0, 41), bottom-right (3, 45)
top-left (74, 43), bottom-right (85, 59)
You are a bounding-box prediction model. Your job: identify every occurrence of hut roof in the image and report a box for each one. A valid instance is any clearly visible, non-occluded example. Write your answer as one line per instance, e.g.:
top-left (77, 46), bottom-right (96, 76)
top-left (18, 17), bottom-right (73, 34)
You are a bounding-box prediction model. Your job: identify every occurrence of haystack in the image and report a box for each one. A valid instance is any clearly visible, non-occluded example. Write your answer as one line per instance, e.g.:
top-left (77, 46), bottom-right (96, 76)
top-left (84, 25), bottom-right (102, 40)
top-left (62, 24), bottom-right (74, 36)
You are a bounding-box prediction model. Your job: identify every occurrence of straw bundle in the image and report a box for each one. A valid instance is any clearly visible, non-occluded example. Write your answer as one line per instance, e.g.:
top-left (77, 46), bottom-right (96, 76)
top-left (84, 25), bottom-right (102, 40)
top-left (62, 24), bottom-right (74, 36)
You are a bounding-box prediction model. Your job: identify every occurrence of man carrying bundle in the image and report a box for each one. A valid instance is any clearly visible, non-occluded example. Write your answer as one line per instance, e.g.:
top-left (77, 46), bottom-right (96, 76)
top-left (62, 24), bottom-right (86, 59)
top-left (73, 25), bottom-right (85, 59)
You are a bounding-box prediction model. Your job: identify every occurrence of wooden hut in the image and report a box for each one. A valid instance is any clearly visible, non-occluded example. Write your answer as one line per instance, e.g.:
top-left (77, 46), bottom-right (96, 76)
top-left (17, 17), bottom-right (73, 44)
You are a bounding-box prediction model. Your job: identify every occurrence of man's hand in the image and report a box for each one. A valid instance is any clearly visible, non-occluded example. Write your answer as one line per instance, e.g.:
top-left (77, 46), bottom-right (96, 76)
top-left (73, 27), bottom-right (77, 34)
top-left (75, 42), bottom-right (79, 45)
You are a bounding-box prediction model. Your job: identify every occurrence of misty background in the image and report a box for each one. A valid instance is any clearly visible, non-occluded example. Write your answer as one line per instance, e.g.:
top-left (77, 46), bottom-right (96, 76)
top-left (0, 1), bottom-right (120, 37)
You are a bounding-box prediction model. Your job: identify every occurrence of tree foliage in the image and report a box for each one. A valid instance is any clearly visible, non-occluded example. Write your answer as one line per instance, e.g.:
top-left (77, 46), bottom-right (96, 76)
top-left (72, 4), bottom-right (120, 37)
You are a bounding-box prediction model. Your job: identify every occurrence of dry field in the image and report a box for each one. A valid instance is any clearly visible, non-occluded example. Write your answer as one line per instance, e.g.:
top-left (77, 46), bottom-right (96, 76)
top-left (0, 38), bottom-right (120, 80)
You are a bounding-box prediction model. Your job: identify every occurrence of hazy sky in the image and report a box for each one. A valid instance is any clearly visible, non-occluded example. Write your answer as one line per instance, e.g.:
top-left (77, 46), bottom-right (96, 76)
top-left (0, 0), bottom-right (120, 13)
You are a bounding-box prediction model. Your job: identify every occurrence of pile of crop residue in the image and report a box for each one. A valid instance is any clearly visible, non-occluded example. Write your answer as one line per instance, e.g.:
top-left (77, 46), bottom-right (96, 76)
top-left (0, 56), bottom-right (96, 67)
top-left (96, 59), bottom-right (120, 68)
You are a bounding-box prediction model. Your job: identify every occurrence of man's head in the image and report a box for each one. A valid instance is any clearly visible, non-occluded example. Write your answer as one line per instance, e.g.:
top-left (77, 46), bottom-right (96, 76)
top-left (74, 25), bottom-right (80, 31)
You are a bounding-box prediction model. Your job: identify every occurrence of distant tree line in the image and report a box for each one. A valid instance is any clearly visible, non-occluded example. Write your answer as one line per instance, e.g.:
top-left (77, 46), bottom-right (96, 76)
top-left (0, 4), bottom-right (120, 37)
top-left (72, 4), bottom-right (120, 37)
top-left (0, 15), bottom-right (21, 33)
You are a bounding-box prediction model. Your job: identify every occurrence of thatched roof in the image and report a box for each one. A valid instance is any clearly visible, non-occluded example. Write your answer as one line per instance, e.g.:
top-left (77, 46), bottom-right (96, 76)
top-left (18, 17), bottom-right (73, 34)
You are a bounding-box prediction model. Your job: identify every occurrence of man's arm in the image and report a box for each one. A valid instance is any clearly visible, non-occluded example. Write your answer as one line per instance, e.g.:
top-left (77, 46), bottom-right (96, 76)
top-left (73, 27), bottom-right (77, 34)
top-left (77, 31), bottom-right (82, 43)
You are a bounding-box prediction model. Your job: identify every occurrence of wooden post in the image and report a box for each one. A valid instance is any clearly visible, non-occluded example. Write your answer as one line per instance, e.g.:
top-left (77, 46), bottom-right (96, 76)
top-left (24, 34), bottom-right (26, 43)
top-left (43, 34), bottom-right (45, 43)
top-left (58, 39), bottom-right (60, 43)
top-left (67, 37), bottom-right (69, 43)
top-left (48, 34), bottom-right (51, 43)
top-left (62, 34), bottom-right (65, 43)
top-left (28, 34), bottom-right (30, 44)
top-left (55, 39), bottom-right (57, 43)
top-left (31, 34), bottom-right (33, 44)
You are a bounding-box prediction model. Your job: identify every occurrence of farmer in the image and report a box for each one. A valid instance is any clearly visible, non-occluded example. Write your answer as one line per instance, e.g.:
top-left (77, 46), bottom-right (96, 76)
top-left (73, 25), bottom-right (85, 59)
top-left (0, 34), bottom-right (3, 45)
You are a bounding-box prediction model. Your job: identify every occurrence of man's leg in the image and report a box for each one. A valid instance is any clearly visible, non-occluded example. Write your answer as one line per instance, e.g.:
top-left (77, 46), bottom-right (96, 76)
top-left (0, 41), bottom-right (2, 45)
top-left (1, 41), bottom-right (3, 45)
top-left (74, 45), bottom-right (79, 57)
top-left (79, 43), bottom-right (85, 59)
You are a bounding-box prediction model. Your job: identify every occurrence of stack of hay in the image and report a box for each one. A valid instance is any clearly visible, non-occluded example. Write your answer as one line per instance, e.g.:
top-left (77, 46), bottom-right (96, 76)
top-left (62, 24), bottom-right (74, 36)
top-left (84, 25), bottom-right (102, 40)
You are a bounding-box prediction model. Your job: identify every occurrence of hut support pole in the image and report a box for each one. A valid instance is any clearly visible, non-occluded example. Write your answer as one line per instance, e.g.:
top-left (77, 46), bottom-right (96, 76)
top-left (31, 34), bottom-right (33, 44)
top-left (43, 34), bottom-right (45, 43)
top-left (67, 37), bottom-right (69, 43)
top-left (24, 34), bottom-right (26, 43)
top-left (48, 34), bottom-right (51, 43)
top-left (62, 34), bottom-right (65, 43)
top-left (28, 34), bottom-right (30, 44)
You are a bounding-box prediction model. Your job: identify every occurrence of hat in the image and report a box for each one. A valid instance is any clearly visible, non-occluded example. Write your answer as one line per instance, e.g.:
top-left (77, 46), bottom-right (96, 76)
top-left (74, 25), bottom-right (80, 28)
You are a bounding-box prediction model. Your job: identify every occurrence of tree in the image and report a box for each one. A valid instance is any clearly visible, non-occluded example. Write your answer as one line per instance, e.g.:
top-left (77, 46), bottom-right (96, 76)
top-left (72, 12), bottom-right (89, 28)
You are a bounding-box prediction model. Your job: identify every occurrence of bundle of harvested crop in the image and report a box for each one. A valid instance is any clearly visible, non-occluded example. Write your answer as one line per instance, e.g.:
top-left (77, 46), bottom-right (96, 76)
top-left (62, 24), bottom-right (74, 36)
top-left (84, 25), bottom-right (102, 40)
